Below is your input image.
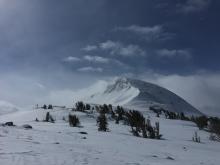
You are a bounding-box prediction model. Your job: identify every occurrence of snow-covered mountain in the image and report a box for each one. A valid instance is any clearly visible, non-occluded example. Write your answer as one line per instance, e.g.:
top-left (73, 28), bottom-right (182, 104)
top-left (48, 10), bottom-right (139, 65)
top-left (83, 77), bottom-right (203, 116)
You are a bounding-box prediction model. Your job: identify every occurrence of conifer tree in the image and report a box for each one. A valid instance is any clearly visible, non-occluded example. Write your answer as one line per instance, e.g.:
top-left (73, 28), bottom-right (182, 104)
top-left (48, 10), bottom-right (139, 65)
top-left (97, 113), bottom-right (108, 131)
top-left (69, 114), bottom-right (80, 127)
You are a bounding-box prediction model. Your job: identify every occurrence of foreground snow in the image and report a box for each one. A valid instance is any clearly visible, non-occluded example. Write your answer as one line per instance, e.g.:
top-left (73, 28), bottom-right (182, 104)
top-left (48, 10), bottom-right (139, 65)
top-left (0, 108), bottom-right (219, 165)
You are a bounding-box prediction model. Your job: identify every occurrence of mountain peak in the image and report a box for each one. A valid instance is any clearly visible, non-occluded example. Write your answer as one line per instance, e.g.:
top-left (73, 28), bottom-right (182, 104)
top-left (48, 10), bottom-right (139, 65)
top-left (104, 77), bottom-right (131, 93)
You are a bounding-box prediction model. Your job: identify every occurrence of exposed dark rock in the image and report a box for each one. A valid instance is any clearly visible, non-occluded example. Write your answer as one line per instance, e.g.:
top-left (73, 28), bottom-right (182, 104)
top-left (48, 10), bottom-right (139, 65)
top-left (22, 124), bottom-right (32, 129)
top-left (79, 131), bottom-right (88, 134)
top-left (4, 122), bottom-right (14, 126)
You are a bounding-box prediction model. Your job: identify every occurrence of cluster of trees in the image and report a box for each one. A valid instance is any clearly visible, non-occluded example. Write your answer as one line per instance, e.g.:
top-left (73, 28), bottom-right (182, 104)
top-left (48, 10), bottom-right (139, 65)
top-left (191, 116), bottom-right (208, 130)
top-left (209, 117), bottom-right (220, 141)
top-left (74, 101), bottom-right (91, 112)
top-left (95, 104), bottom-right (124, 132)
top-left (125, 110), bottom-right (162, 139)
top-left (42, 104), bottom-right (53, 110)
top-left (149, 105), bottom-right (220, 142)
top-left (190, 115), bottom-right (220, 141)
top-left (35, 101), bottom-right (220, 143)
top-left (94, 104), bottom-right (162, 139)
top-left (149, 106), bottom-right (190, 121)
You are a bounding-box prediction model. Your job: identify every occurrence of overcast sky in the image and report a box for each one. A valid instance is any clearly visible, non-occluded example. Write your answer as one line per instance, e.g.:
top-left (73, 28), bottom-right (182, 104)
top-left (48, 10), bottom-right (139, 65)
top-left (0, 0), bottom-right (219, 115)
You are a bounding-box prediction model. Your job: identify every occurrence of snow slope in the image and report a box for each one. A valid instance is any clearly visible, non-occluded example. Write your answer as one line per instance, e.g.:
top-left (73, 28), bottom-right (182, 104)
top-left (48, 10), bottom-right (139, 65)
top-left (0, 107), bottom-right (219, 165)
top-left (83, 77), bottom-right (202, 116)
top-left (83, 78), bottom-right (140, 105)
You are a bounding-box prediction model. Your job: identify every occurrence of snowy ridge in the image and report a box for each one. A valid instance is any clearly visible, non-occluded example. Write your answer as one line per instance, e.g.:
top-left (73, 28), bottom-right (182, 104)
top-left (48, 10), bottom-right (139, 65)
top-left (83, 77), bottom-right (140, 105)
top-left (126, 78), bottom-right (203, 116)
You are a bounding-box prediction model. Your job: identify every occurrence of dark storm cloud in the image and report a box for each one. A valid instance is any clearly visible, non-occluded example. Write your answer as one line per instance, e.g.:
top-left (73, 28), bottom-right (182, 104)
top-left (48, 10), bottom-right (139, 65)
top-left (0, 0), bottom-right (219, 114)
top-left (1, 0), bottom-right (219, 74)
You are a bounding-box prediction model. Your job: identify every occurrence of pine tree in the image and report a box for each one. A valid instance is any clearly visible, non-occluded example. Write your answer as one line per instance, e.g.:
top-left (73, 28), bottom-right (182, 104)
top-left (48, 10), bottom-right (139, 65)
top-left (209, 117), bottom-right (220, 141)
top-left (44, 112), bottom-right (55, 123)
top-left (155, 122), bottom-right (161, 139)
top-left (97, 113), bottom-right (108, 131)
top-left (75, 101), bottom-right (86, 112)
top-left (85, 104), bottom-right (91, 110)
top-left (48, 104), bottom-right (53, 109)
top-left (43, 104), bottom-right (47, 109)
top-left (69, 114), bottom-right (80, 127)
top-left (194, 116), bottom-right (208, 130)
top-left (192, 131), bottom-right (200, 143)
top-left (126, 110), bottom-right (145, 137)
top-left (45, 112), bottom-right (50, 122)
top-left (115, 106), bottom-right (125, 123)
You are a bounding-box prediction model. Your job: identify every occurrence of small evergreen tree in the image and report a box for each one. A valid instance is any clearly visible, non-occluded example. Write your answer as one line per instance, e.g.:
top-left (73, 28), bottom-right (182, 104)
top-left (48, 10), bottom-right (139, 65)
top-left (69, 114), bottom-right (80, 127)
top-left (85, 104), bottom-right (91, 110)
top-left (155, 122), bottom-right (162, 139)
top-left (192, 131), bottom-right (200, 143)
top-left (48, 104), bottom-right (53, 109)
top-left (102, 104), bottom-right (110, 113)
top-left (45, 112), bottom-right (50, 122)
top-left (97, 113), bottom-right (108, 131)
top-left (126, 110), bottom-right (145, 137)
top-left (45, 112), bottom-right (55, 123)
top-left (43, 104), bottom-right (47, 109)
top-left (209, 117), bottom-right (220, 141)
top-left (194, 116), bottom-right (208, 130)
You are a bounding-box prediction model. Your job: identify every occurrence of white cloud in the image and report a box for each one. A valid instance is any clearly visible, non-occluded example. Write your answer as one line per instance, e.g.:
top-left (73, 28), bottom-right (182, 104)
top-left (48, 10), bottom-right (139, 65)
top-left (82, 45), bottom-right (98, 51)
top-left (118, 44), bottom-right (146, 56)
top-left (82, 40), bottom-right (146, 57)
top-left (33, 82), bottom-right (46, 89)
top-left (99, 40), bottom-right (146, 57)
top-left (116, 25), bottom-right (174, 41)
top-left (63, 56), bottom-right (80, 62)
top-left (156, 49), bottom-right (192, 60)
top-left (177, 0), bottom-right (211, 13)
top-left (83, 55), bottom-right (109, 63)
top-left (100, 40), bottom-right (118, 50)
top-left (118, 25), bottom-right (163, 35)
top-left (77, 66), bottom-right (103, 73)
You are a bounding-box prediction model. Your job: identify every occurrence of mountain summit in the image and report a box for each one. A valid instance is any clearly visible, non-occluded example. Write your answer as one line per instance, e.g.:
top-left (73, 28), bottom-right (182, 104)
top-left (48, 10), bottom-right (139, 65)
top-left (85, 77), bottom-right (203, 116)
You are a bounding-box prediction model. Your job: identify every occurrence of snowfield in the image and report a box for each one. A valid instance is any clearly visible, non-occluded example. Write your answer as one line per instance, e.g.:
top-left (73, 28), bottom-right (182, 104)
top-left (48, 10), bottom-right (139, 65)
top-left (0, 107), bottom-right (219, 165)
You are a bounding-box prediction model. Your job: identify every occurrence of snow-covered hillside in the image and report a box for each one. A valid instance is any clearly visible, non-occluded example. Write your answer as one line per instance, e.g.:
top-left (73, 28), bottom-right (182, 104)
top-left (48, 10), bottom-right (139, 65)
top-left (83, 78), bottom-right (140, 106)
top-left (83, 77), bottom-right (202, 116)
top-left (0, 107), bottom-right (219, 165)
